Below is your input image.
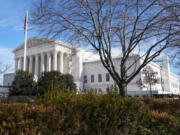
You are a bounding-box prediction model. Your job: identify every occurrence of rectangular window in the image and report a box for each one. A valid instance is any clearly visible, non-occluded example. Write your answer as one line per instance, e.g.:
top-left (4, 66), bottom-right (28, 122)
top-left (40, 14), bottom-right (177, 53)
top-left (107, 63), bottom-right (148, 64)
top-left (91, 75), bottom-right (94, 83)
top-left (106, 87), bottom-right (110, 93)
top-left (98, 74), bottom-right (102, 82)
top-left (106, 73), bottom-right (110, 82)
top-left (84, 75), bottom-right (87, 83)
top-left (98, 88), bottom-right (102, 93)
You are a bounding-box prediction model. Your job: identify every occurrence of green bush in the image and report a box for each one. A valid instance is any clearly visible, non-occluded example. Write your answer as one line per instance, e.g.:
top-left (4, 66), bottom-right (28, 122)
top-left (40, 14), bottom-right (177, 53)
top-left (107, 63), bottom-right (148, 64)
top-left (0, 91), bottom-right (179, 135)
top-left (153, 94), bottom-right (180, 98)
top-left (9, 70), bottom-right (36, 96)
top-left (35, 71), bottom-right (76, 95)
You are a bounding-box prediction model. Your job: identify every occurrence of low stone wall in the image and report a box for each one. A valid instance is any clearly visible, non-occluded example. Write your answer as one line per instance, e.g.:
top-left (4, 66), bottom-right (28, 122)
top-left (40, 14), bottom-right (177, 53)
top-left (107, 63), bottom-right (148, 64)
top-left (0, 87), bottom-right (9, 97)
top-left (128, 90), bottom-right (158, 97)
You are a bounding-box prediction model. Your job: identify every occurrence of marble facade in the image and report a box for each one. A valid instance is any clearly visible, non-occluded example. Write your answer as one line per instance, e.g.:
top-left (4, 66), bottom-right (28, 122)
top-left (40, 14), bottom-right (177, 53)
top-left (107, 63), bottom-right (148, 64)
top-left (13, 38), bottom-right (72, 79)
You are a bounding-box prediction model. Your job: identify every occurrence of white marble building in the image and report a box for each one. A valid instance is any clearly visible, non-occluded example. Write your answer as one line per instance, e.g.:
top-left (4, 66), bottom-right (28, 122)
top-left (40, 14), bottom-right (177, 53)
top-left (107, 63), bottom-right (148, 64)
top-left (13, 38), bottom-right (72, 78)
top-left (82, 55), bottom-right (180, 95)
top-left (2, 37), bottom-right (180, 96)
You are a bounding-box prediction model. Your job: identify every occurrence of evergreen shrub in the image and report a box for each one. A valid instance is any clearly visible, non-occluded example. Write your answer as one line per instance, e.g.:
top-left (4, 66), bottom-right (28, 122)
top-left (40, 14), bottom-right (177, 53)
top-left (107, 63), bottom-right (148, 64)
top-left (35, 71), bottom-right (76, 95)
top-left (0, 91), bottom-right (179, 134)
top-left (9, 70), bottom-right (36, 96)
top-left (153, 94), bottom-right (180, 98)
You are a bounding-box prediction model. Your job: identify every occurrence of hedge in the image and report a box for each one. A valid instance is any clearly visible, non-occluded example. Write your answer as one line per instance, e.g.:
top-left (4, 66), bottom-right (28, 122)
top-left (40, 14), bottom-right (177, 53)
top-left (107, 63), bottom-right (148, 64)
top-left (153, 94), bottom-right (180, 98)
top-left (9, 70), bottom-right (36, 96)
top-left (0, 91), bottom-right (179, 135)
top-left (36, 71), bottom-right (76, 95)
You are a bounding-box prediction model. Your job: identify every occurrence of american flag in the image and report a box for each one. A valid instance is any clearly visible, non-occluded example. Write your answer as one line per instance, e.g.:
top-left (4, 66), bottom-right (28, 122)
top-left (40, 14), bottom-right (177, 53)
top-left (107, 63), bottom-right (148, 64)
top-left (24, 14), bottom-right (27, 34)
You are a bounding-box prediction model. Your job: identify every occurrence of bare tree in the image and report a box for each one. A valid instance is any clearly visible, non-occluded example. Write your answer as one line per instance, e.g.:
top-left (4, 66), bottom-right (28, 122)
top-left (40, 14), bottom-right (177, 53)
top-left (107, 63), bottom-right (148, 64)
top-left (0, 62), bottom-right (9, 74)
top-left (136, 66), bottom-right (160, 97)
top-left (30, 0), bottom-right (180, 97)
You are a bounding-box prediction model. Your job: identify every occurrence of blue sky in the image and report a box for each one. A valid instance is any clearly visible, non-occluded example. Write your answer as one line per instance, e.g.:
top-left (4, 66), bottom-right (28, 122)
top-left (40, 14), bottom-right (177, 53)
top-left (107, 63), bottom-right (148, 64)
top-left (0, 0), bottom-right (35, 83)
top-left (0, 0), bottom-right (179, 84)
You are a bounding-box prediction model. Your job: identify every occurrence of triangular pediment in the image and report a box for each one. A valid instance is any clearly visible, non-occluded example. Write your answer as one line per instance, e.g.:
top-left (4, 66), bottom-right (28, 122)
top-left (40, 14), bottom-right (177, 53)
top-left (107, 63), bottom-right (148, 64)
top-left (13, 37), bottom-right (73, 52)
top-left (13, 37), bottom-right (56, 52)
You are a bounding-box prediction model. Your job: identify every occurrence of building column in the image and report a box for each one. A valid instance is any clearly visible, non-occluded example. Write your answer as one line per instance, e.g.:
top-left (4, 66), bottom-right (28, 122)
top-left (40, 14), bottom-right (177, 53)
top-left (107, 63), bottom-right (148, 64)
top-left (68, 54), bottom-right (72, 74)
top-left (59, 52), bottom-right (64, 73)
top-left (19, 57), bottom-right (23, 70)
top-left (64, 54), bottom-right (68, 73)
top-left (15, 58), bottom-right (18, 71)
top-left (29, 55), bottom-right (33, 73)
top-left (53, 50), bottom-right (57, 71)
top-left (35, 55), bottom-right (39, 77)
top-left (47, 52), bottom-right (51, 72)
top-left (41, 53), bottom-right (45, 73)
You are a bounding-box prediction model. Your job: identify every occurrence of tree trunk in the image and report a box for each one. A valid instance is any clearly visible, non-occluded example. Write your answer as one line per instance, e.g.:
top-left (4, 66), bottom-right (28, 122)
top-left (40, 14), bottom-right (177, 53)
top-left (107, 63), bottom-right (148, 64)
top-left (117, 82), bottom-right (128, 97)
top-left (149, 83), bottom-right (152, 98)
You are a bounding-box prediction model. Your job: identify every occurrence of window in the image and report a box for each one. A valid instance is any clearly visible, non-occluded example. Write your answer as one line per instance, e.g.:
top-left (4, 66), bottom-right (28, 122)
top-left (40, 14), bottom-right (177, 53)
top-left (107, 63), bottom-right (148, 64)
top-left (98, 88), bottom-right (102, 93)
top-left (106, 73), bottom-right (110, 82)
top-left (106, 87), bottom-right (110, 93)
top-left (98, 74), bottom-right (102, 82)
top-left (91, 75), bottom-right (94, 83)
top-left (84, 75), bottom-right (87, 83)
top-left (171, 83), bottom-right (178, 88)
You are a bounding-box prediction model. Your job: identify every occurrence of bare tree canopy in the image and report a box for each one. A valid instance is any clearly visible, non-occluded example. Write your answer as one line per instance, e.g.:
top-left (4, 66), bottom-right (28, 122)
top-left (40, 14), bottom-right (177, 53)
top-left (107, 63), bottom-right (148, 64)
top-left (30, 0), bottom-right (180, 96)
top-left (136, 66), bottom-right (160, 97)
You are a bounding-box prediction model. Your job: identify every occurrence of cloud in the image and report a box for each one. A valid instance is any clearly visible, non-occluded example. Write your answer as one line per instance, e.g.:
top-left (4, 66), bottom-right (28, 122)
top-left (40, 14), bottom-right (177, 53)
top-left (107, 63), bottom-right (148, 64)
top-left (12, 25), bottom-right (24, 31)
top-left (0, 47), bottom-right (13, 62)
top-left (0, 46), bottom-right (14, 84)
top-left (111, 47), bottom-right (121, 56)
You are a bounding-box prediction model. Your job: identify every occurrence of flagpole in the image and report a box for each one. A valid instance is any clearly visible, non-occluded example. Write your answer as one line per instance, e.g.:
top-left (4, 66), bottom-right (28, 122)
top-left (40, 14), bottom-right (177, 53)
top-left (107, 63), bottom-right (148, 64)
top-left (23, 8), bottom-right (28, 71)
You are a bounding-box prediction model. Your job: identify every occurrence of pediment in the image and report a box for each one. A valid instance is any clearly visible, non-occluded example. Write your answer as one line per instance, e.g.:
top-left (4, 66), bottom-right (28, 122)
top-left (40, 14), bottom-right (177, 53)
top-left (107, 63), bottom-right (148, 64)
top-left (13, 38), bottom-right (56, 52)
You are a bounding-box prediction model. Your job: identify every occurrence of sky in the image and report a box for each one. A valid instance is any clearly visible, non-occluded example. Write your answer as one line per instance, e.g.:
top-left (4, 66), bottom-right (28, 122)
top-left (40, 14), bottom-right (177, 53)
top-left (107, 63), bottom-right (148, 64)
top-left (0, 0), bottom-right (179, 84)
top-left (0, 0), bottom-right (121, 84)
top-left (0, 0), bottom-right (35, 83)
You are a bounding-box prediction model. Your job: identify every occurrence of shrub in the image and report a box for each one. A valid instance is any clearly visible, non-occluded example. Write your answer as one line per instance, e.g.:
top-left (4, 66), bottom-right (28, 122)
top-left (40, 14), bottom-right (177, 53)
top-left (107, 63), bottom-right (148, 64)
top-left (2, 96), bottom-right (36, 103)
top-left (142, 98), bottom-right (180, 115)
top-left (35, 71), bottom-right (76, 95)
top-left (0, 91), bottom-right (179, 134)
top-left (153, 94), bottom-right (180, 98)
top-left (9, 70), bottom-right (36, 96)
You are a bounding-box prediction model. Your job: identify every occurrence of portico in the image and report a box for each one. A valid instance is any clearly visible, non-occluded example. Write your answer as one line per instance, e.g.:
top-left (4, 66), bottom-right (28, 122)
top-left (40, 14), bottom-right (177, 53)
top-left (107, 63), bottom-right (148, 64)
top-left (13, 38), bottom-right (72, 78)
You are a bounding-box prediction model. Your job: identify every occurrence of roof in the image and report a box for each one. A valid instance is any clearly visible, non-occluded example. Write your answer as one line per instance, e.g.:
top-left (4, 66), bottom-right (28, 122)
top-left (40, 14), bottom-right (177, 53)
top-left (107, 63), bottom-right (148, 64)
top-left (13, 37), bottom-right (73, 52)
top-left (83, 54), bottom-right (140, 64)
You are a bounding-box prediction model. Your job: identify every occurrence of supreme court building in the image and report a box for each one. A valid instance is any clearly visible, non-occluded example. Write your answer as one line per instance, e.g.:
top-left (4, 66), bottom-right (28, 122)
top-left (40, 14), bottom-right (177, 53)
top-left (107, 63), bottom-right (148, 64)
top-left (2, 37), bottom-right (180, 96)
